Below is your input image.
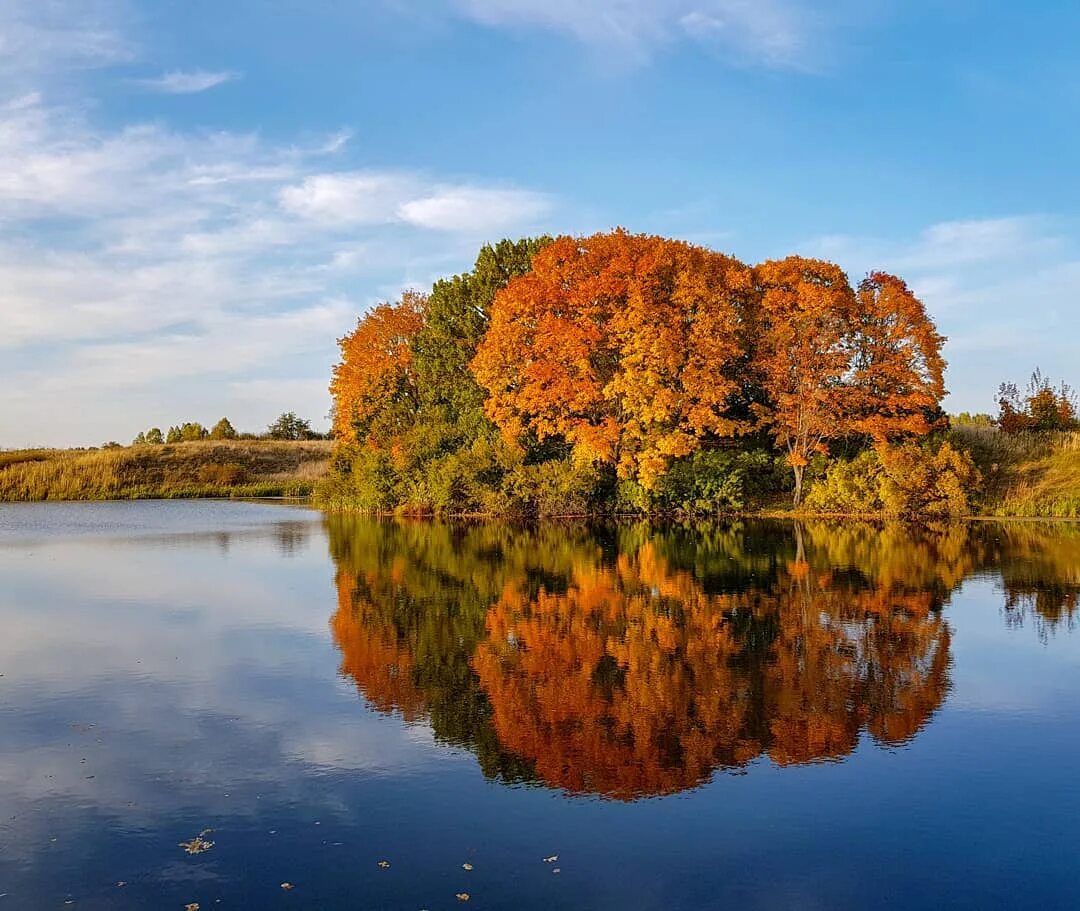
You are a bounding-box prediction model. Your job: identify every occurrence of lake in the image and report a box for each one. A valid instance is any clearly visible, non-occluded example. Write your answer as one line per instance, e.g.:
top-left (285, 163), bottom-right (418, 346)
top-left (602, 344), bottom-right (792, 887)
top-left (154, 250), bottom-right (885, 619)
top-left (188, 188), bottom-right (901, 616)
top-left (1, 502), bottom-right (1078, 910)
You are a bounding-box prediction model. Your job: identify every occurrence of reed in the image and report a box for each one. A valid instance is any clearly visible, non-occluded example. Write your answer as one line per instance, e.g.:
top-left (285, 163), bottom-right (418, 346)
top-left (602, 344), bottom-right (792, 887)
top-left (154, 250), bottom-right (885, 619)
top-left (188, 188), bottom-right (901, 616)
top-left (0, 440), bottom-right (332, 502)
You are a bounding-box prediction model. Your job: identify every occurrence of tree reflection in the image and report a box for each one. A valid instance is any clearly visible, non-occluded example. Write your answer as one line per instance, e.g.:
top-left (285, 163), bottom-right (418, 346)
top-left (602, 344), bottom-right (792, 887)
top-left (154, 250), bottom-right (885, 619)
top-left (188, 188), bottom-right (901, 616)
top-left (326, 517), bottom-right (1070, 800)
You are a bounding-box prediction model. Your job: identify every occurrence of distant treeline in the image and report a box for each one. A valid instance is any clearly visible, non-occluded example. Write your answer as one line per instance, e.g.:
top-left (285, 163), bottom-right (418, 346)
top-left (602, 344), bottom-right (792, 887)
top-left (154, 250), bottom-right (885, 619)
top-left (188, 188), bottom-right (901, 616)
top-left (122, 411), bottom-right (326, 448)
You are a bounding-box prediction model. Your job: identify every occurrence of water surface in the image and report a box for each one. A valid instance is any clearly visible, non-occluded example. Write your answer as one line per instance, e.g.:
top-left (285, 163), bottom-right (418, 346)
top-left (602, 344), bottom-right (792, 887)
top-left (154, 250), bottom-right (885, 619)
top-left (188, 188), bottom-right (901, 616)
top-left (1, 502), bottom-right (1078, 909)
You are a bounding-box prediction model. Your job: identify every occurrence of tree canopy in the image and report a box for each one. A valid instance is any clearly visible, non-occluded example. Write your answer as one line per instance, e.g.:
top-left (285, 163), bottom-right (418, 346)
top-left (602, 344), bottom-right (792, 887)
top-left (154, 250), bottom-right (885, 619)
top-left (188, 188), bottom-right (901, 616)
top-left (326, 230), bottom-right (955, 515)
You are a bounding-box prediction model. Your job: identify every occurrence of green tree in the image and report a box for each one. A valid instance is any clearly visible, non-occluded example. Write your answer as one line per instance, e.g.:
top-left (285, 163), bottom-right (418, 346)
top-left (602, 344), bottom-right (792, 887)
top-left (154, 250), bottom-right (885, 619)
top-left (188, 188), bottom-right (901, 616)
top-left (179, 422), bottom-right (208, 442)
top-left (210, 417), bottom-right (238, 440)
top-left (132, 431), bottom-right (147, 446)
top-left (166, 426), bottom-right (182, 444)
top-left (146, 427), bottom-right (164, 445)
top-left (268, 412), bottom-right (313, 440)
top-left (412, 236), bottom-right (551, 431)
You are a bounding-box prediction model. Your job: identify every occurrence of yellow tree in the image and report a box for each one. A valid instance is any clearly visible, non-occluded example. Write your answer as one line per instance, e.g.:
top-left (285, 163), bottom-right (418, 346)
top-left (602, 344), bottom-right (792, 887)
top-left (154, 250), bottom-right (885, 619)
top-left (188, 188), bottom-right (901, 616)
top-left (470, 230), bottom-right (755, 489)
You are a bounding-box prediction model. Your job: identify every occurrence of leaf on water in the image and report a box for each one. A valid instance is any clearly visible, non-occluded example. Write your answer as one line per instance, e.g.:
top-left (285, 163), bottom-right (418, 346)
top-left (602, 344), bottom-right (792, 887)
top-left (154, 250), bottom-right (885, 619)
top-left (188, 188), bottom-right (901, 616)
top-left (552, 868), bottom-right (561, 875)
top-left (543, 855), bottom-right (558, 863)
top-left (280, 883), bottom-right (294, 891)
top-left (377, 860), bottom-right (391, 869)
top-left (456, 893), bottom-right (470, 902)
top-left (462, 863), bottom-right (473, 871)
top-left (179, 834), bottom-right (215, 855)
top-left (185, 904), bottom-right (200, 911)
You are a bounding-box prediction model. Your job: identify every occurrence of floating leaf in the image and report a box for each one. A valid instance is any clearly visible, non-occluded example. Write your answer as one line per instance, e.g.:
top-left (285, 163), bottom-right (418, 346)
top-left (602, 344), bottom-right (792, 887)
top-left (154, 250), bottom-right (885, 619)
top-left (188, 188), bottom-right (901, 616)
top-left (178, 833), bottom-right (215, 855)
top-left (456, 893), bottom-right (470, 902)
top-left (462, 863), bottom-right (473, 871)
top-left (280, 883), bottom-right (294, 891)
top-left (377, 860), bottom-right (391, 869)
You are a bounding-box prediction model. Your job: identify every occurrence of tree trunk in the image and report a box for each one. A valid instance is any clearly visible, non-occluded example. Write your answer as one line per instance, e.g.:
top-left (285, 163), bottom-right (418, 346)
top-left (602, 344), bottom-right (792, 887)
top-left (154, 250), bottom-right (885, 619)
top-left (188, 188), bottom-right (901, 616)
top-left (792, 464), bottom-right (805, 508)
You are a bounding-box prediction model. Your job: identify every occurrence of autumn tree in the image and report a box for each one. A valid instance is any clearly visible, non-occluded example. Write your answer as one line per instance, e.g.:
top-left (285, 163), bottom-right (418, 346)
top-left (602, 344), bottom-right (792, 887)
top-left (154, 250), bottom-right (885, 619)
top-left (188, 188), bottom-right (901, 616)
top-left (471, 231), bottom-right (756, 489)
top-left (210, 417), bottom-right (238, 440)
top-left (754, 257), bottom-right (860, 506)
top-left (169, 422), bottom-right (209, 442)
top-left (996, 369), bottom-right (1078, 433)
top-left (847, 273), bottom-right (947, 440)
top-left (755, 260), bottom-right (947, 505)
top-left (330, 291), bottom-right (427, 447)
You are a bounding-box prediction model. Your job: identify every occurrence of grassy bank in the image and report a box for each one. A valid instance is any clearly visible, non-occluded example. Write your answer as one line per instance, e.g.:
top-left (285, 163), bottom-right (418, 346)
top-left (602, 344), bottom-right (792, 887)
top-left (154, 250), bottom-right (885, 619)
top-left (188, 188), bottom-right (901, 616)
top-left (0, 440), bottom-right (332, 502)
top-left (954, 426), bottom-right (1080, 518)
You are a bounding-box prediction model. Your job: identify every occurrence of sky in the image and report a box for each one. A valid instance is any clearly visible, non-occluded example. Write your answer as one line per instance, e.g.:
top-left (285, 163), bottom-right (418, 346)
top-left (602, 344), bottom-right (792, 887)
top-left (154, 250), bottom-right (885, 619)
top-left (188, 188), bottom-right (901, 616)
top-left (2, 0), bottom-right (1079, 447)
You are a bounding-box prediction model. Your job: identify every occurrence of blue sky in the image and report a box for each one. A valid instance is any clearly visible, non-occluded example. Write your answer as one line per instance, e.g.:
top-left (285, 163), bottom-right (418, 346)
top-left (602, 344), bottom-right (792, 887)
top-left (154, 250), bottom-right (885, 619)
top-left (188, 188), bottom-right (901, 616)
top-left (2, 0), bottom-right (1079, 446)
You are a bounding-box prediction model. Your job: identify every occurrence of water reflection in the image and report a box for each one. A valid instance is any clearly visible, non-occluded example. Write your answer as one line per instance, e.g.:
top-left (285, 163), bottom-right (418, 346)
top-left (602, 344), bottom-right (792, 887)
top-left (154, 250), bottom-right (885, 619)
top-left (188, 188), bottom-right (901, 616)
top-left (328, 520), bottom-right (970, 799)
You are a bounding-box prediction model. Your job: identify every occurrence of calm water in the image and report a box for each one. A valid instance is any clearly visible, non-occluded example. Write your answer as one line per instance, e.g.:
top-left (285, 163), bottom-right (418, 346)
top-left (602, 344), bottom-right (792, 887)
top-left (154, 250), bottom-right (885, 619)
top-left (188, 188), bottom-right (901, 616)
top-left (1, 503), bottom-right (1079, 910)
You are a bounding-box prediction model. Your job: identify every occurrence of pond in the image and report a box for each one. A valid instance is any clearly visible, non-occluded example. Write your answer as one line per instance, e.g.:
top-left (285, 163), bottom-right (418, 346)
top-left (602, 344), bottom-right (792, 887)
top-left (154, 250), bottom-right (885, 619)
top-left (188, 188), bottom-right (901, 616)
top-left (1, 502), bottom-right (1078, 909)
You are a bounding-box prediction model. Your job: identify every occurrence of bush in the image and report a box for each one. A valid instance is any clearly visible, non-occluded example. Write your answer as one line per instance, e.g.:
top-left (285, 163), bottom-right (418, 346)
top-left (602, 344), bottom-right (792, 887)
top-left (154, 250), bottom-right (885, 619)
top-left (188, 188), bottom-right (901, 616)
top-left (804, 450), bottom-right (883, 514)
top-left (806, 440), bottom-right (981, 518)
top-left (501, 458), bottom-right (608, 516)
top-left (619, 449), bottom-right (789, 513)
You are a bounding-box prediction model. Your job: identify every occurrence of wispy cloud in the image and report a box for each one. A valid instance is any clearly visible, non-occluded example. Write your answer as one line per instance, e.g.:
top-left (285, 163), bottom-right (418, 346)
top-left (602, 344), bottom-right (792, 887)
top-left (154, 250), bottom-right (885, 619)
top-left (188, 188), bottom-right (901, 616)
top-left (450, 0), bottom-right (834, 68)
top-left (279, 172), bottom-right (553, 233)
top-left (0, 0), bottom-right (131, 82)
top-left (0, 90), bottom-right (556, 446)
top-left (134, 69), bottom-right (241, 94)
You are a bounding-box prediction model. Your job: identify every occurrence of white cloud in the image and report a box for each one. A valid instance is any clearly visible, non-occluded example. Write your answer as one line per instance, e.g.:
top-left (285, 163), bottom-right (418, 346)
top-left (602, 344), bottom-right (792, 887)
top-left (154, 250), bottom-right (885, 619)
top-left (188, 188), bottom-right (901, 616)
top-left (0, 90), bottom-right (555, 447)
top-left (450, 0), bottom-right (832, 68)
top-left (279, 171), bottom-right (421, 224)
top-left (0, 0), bottom-right (131, 82)
top-left (399, 185), bottom-right (551, 232)
top-left (278, 172), bottom-right (552, 233)
top-left (135, 68), bottom-right (240, 94)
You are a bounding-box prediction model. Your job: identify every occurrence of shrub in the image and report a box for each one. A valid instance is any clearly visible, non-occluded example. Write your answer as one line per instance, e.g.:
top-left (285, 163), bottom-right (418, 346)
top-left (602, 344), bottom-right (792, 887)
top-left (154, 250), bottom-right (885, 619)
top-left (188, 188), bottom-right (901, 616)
top-left (806, 441), bottom-right (981, 518)
top-left (804, 450), bottom-right (883, 514)
top-left (620, 449), bottom-right (789, 513)
top-left (502, 458), bottom-right (608, 516)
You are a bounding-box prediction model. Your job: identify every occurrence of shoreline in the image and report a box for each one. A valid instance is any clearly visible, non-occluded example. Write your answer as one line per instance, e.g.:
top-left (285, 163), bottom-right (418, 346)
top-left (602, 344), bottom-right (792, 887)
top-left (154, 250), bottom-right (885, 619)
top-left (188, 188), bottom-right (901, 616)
top-left (5, 495), bottom-right (1078, 524)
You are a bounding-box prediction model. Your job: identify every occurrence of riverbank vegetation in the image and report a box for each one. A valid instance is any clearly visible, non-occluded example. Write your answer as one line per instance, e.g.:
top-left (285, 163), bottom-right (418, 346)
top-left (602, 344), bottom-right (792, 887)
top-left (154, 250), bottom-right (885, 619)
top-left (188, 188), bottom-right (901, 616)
top-left (323, 230), bottom-right (979, 517)
top-left (0, 440), bottom-right (331, 501)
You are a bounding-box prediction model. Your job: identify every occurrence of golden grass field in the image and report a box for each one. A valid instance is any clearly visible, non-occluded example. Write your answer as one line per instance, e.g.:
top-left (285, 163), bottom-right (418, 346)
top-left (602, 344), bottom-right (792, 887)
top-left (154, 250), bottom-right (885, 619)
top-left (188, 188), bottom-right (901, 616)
top-left (953, 426), bottom-right (1080, 518)
top-left (0, 440), bottom-right (332, 502)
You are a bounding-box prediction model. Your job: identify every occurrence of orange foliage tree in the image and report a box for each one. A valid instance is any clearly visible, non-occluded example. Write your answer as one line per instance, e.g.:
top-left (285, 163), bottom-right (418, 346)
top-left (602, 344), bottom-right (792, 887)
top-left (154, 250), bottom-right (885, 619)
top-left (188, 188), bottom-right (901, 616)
top-left (848, 272), bottom-right (946, 439)
top-left (755, 259), bottom-right (946, 505)
top-left (470, 231), bottom-right (755, 489)
top-left (329, 291), bottom-right (427, 446)
top-left (754, 257), bottom-right (860, 505)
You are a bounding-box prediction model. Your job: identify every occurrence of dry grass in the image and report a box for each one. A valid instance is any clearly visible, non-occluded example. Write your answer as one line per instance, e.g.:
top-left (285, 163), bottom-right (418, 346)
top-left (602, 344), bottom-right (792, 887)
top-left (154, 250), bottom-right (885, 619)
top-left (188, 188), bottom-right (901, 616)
top-left (0, 440), bottom-right (332, 502)
top-left (953, 425), bottom-right (1080, 517)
